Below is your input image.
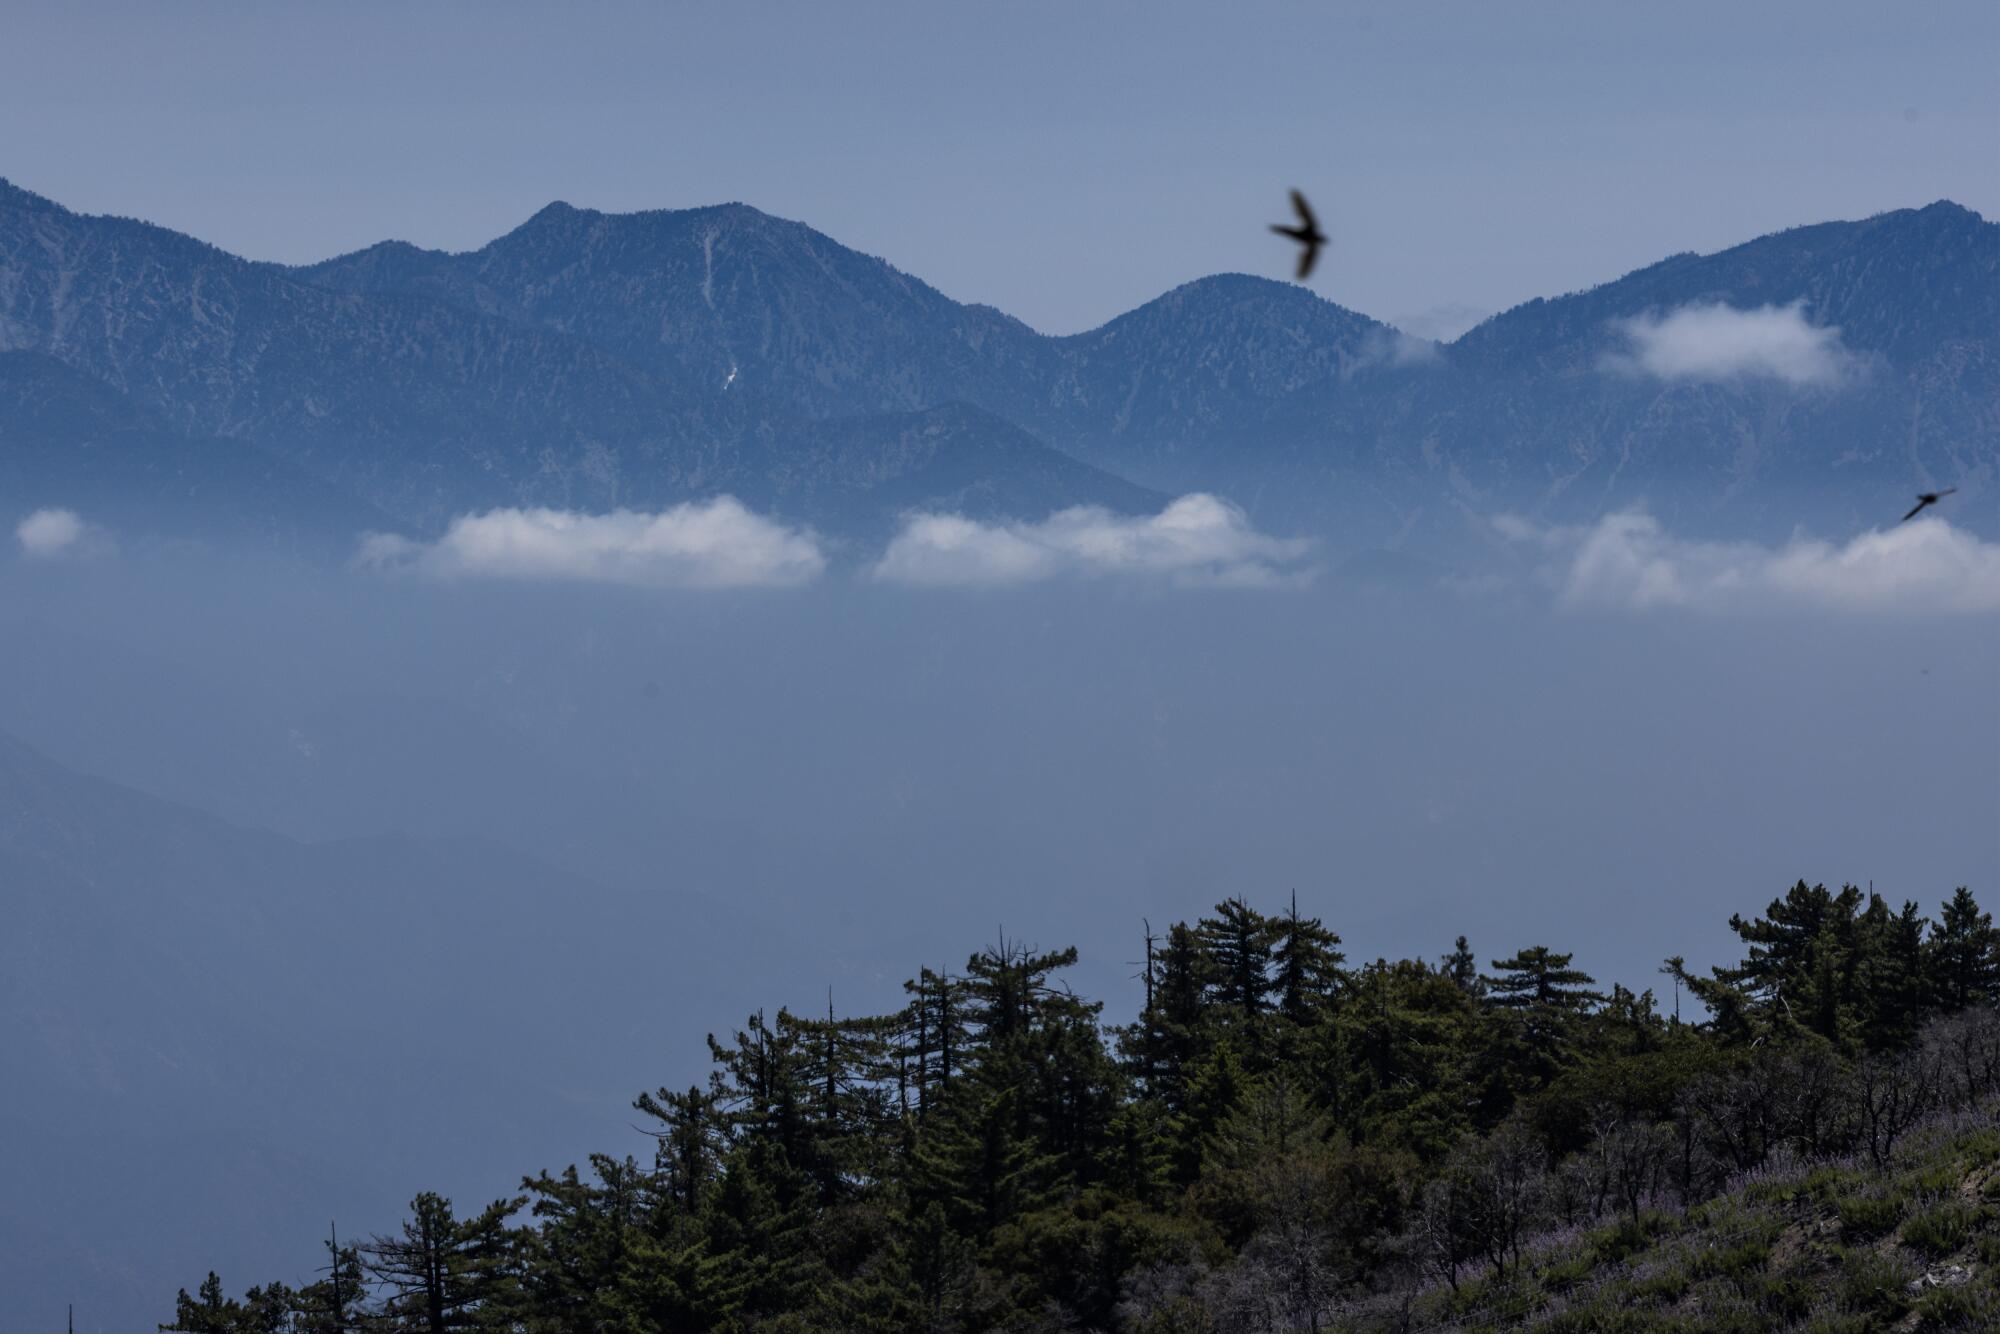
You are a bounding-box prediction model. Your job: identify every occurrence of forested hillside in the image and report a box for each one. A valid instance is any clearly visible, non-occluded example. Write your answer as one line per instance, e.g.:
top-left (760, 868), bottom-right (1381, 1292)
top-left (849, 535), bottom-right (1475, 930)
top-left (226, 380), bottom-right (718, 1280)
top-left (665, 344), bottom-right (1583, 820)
top-left (164, 882), bottom-right (2000, 1332)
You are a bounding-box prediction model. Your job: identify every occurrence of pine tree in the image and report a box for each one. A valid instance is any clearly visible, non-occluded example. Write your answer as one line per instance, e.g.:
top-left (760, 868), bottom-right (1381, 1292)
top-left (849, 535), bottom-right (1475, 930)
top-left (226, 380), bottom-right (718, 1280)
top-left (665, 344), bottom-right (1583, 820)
top-left (363, 1192), bottom-right (520, 1333)
top-left (1121, 922), bottom-right (1212, 1114)
top-left (510, 1156), bottom-right (649, 1334)
top-left (1856, 896), bottom-right (1930, 1049)
top-left (1330, 959), bottom-right (1492, 1157)
top-left (1484, 946), bottom-right (1602, 1083)
top-left (901, 967), bottom-right (973, 1120)
top-left (1171, 1040), bottom-right (1248, 1185)
top-left (1715, 882), bottom-right (1867, 1037)
top-left (1443, 936), bottom-right (1484, 998)
top-left (608, 1228), bottom-right (740, 1333)
top-left (160, 1273), bottom-right (239, 1334)
top-left (299, 1231), bottom-right (363, 1334)
top-left (697, 1139), bottom-right (825, 1322)
top-left (1271, 891), bottom-right (1344, 1028)
top-left (1928, 887), bottom-right (2000, 1011)
top-left (1195, 897), bottom-right (1278, 1026)
top-left (910, 1082), bottom-right (1060, 1239)
top-left (633, 1081), bottom-right (728, 1216)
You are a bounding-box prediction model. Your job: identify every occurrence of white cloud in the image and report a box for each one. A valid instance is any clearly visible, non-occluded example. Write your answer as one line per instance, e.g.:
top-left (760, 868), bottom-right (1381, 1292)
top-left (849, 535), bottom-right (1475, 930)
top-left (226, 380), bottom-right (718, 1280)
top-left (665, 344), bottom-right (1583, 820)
top-left (873, 494), bottom-right (1316, 588)
top-left (357, 498), bottom-right (825, 588)
top-left (1607, 301), bottom-right (1854, 387)
top-left (1390, 301), bottom-right (1491, 343)
top-left (16, 507), bottom-right (114, 559)
top-left (1343, 326), bottom-right (1441, 378)
top-left (1498, 510), bottom-right (2000, 614)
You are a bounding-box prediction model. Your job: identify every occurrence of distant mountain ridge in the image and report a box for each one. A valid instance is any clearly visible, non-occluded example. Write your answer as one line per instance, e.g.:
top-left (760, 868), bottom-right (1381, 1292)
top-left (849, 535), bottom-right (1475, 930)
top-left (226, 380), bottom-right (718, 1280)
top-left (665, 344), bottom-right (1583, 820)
top-left (0, 723), bottom-right (815, 1333)
top-left (1, 178), bottom-right (1993, 545)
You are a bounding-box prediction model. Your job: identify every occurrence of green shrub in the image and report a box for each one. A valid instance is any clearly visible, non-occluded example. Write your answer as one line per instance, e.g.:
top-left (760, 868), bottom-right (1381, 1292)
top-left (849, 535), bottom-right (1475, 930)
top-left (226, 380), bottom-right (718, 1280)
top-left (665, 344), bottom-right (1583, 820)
top-left (1801, 1314), bottom-right (1878, 1334)
top-left (1828, 1246), bottom-right (1914, 1318)
top-left (1800, 1164), bottom-right (1859, 1201)
top-left (1905, 1162), bottom-right (1962, 1197)
top-left (1755, 1271), bottom-right (1815, 1321)
top-left (1914, 1281), bottom-right (1999, 1332)
top-left (1539, 1252), bottom-right (1595, 1290)
top-left (1901, 1202), bottom-right (1977, 1258)
top-left (1836, 1192), bottom-right (1905, 1239)
top-left (1954, 1126), bottom-right (2000, 1165)
top-left (1536, 1306), bottom-right (1658, 1334)
top-left (1692, 1238), bottom-right (1770, 1283)
top-left (1629, 1260), bottom-right (1691, 1304)
top-left (1587, 1214), bottom-right (1669, 1265)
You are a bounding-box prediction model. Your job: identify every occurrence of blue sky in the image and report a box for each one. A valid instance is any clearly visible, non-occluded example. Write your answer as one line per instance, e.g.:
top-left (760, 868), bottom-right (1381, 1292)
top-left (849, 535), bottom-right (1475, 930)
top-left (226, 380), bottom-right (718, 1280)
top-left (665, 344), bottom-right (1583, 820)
top-left (3, 0), bottom-right (1994, 335)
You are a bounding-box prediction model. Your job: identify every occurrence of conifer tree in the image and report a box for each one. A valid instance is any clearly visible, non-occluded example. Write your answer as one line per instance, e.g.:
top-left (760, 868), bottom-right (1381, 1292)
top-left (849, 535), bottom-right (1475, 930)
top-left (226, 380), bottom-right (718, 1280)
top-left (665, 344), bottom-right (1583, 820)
top-left (1484, 946), bottom-right (1602, 1083)
top-left (362, 1192), bottom-right (520, 1334)
top-left (697, 1138), bottom-right (825, 1321)
top-left (1121, 922), bottom-right (1212, 1113)
top-left (510, 1155), bottom-right (649, 1334)
top-left (1927, 887), bottom-right (2000, 1010)
top-left (1856, 896), bottom-right (1930, 1048)
top-left (633, 1081), bottom-right (728, 1216)
top-left (160, 1273), bottom-right (240, 1334)
top-left (1195, 897), bottom-right (1278, 1026)
top-left (1443, 936), bottom-right (1484, 998)
top-left (1272, 891), bottom-right (1344, 1027)
top-left (901, 967), bottom-right (973, 1120)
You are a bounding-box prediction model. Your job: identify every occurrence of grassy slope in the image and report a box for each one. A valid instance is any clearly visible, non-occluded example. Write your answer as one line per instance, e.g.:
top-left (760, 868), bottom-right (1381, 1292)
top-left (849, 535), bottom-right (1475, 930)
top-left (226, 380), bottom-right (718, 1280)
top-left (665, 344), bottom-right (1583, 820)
top-left (1384, 1113), bottom-right (2000, 1332)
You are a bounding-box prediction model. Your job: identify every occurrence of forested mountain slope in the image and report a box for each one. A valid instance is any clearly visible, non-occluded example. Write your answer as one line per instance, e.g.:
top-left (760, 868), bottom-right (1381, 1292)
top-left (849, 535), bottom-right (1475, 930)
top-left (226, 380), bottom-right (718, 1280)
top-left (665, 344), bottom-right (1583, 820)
top-left (166, 881), bottom-right (2000, 1331)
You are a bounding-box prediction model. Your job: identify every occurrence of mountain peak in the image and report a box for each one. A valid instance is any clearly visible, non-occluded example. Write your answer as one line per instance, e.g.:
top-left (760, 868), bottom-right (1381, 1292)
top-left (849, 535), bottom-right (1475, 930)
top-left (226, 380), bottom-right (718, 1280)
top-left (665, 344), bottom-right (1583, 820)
top-left (1902, 198), bottom-right (1990, 231)
top-left (529, 199), bottom-right (581, 221)
top-left (1077, 271), bottom-right (1382, 342)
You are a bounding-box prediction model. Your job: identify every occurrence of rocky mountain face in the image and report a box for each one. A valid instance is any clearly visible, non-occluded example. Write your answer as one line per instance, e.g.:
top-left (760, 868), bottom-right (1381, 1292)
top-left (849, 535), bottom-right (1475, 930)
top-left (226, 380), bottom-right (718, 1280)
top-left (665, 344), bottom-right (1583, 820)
top-left (0, 350), bottom-right (389, 548)
top-left (1411, 201), bottom-right (2000, 534)
top-left (1, 177), bottom-right (1993, 547)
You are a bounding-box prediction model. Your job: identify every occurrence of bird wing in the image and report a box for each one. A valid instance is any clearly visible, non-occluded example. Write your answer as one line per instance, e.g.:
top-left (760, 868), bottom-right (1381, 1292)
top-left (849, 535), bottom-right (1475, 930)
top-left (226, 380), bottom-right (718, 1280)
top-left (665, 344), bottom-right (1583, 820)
top-left (1297, 240), bottom-right (1320, 282)
top-left (1902, 500), bottom-right (1927, 522)
top-left (1290, 189), bottom-right (1318, 230)
top-left (1940, 487), bottom-right (1958, 498)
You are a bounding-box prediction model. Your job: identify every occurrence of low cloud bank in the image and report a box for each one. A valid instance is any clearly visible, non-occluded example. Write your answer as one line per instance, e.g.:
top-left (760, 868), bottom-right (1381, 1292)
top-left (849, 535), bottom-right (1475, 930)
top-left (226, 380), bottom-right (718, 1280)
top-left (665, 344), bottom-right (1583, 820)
top-left (873, 494), bottom-right (1316, 587)
top-left (16, 507), bottom-right (114, 559)
top-left (1498, 511), bottom-right (2000, 614)
top-left (358, 499), bottom-right (825, 588)
top-left (1607, 301), bottom-right (1854, 387)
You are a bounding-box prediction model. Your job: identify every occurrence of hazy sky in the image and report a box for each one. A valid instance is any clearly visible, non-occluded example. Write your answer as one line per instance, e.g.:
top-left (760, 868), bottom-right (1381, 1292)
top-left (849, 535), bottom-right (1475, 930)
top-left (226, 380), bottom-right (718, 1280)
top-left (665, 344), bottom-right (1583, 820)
top-left (3, 2), bottom-right (1993, 335)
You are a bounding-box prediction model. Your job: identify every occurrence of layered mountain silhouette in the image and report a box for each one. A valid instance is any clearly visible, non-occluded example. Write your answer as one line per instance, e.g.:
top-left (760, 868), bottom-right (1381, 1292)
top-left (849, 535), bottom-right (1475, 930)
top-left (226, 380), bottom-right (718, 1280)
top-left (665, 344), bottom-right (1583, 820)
top-left (1, 177), bottom-right (1993, 547)
top-left (0, 724), bottom-right (816, 1333)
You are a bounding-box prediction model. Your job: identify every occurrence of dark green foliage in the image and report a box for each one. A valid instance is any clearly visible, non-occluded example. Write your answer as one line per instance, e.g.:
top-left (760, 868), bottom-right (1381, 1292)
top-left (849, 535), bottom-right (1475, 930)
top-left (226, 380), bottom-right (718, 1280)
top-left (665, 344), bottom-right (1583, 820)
top-left (1835, 1191), bottom-right (1905, 1239)
top-left (1930, 887), bottom-right (2000, 1012)
top-left (1483, 945), bottom-right (1604, 1085)
top-left (170, 883), bottom-right (2000, 1332)
top-left (1901, 1201), bottom-right (1983, 1258)
top-left (363, 1192), bottom-right (520, 1333)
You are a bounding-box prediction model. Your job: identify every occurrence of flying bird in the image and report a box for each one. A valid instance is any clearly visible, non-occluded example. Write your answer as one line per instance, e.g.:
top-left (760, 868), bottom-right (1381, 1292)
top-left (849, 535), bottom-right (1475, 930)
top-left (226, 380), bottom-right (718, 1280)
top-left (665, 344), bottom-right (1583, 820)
top-left (1901, 488), bottom-right (1957, 522)
top-left (1270, 189), bottom-right (1326, 282)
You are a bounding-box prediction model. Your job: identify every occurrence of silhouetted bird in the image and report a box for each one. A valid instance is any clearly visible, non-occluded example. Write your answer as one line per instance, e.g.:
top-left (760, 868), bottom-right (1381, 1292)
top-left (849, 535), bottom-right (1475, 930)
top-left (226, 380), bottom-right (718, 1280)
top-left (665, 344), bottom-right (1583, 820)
top-left (1270, 189), bottom-right (1326, 281)
top-left (1901, 488), bottom-right (1957, 522)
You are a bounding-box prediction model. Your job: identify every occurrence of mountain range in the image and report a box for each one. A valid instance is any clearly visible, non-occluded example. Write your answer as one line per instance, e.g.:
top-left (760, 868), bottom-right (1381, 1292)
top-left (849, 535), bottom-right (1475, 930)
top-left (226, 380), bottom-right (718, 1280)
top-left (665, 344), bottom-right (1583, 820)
top-left (0, 178), bottom-right (1993, 547)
